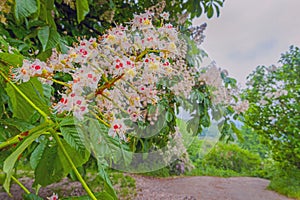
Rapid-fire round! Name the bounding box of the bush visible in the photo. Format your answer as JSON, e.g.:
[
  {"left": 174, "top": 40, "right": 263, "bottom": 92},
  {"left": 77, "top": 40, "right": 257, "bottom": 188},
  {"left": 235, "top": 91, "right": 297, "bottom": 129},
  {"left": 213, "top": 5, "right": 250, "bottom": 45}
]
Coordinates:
[
  {"left": 268, "top": 166, "right": 300, "bottom": 199},
  {"left": 187, "top": 138, "right": 215, "bottom": 166},
  {"left": 202, "top": 142, "right": 262, "bottom": 175}
]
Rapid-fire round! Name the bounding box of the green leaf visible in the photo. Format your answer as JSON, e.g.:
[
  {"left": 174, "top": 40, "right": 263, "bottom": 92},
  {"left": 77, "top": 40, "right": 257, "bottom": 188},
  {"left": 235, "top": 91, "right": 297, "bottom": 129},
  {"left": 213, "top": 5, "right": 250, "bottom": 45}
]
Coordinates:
[
  {"left": 90, "top": 119, "right": 131, "bottom": 166},
  {"left": 3, "top": 130, "right": 43, "bottom": 194},
  {"left": 165, "top": 111, "right": 173, "bottom": 122},
  {"left": 39, "top": 0, "right": 56, "bottom": 29},
  {"left": 45, "top": 28, "right": 61, "bottom": 50},
  {"left": 23, "top": 193, "right": 43, "bottom": 200},
  {"left": 36, "top": 49, "right": 52, "bottom": 61},
  {"left": 0, "top": 118, "right": 34, "bottom": 132},
  {"left": 215, "top": 4, "right": 220, "bottom": 17},
  {"left": 76, "top": 0, "right": 90, "bottom": 23},
  {"left": 207, "top": 5, "right": 214, "bottom": 18},
  {"left": 34, "top": 143, "right": 63, "bottom": 186},
  {"left": 62, "top": 191, "right": 114, "bottom": 200},
  {"left": 5, "top": 77, "right": 50, "bottom": 121},
  {"left": 14, "top": 0, "right": 39, "bottom": 23},
  {"left": 42, "top": 83, "right": 52, "bottom": 105},
  {"left": 59, "top": 118, "right": 86, "bottom": 154},
  {"left": 30, "top": 139, "right": 47, "bottom": 169},
  {"left": 97, "top": 164, "right": 118, "bottom": 200},
  {"left": 0, "top": 36, "right": 10, "bottom": 52},
  {"left": 34, "top": 139, "right": 89, "bottom": 186},
  {"left": 37, "top": 26, "right": 49, "bottom": 52},
  {"left": 0, "top": 53, "right": 24, "bottom": 67}
]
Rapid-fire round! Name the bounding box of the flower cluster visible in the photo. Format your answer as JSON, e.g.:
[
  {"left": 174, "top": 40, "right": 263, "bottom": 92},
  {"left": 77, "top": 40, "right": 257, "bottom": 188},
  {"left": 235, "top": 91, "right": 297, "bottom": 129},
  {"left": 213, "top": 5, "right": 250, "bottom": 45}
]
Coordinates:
[
  {"left": 198, "top": 63, "right": 249, "bottom": 114},
  {"left": 12, "top": 11, "right": 196, "bottom": 141}
]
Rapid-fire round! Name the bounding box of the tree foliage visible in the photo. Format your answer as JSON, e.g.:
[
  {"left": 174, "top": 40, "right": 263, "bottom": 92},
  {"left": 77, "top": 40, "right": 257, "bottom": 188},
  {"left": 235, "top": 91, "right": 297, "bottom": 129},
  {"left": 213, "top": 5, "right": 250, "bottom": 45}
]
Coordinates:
[
  {"left": 244, "top": 46, "right": 300, "bottom": 168},
  {"left": 0, "top": 0, "right": 224, "bottom": 57}
]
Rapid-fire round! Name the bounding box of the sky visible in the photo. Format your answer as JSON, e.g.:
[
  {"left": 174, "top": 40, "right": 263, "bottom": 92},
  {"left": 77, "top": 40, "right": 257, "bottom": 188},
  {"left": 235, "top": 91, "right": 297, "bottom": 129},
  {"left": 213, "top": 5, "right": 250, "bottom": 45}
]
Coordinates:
[{"left": 193, "top": 0, "right": 300, "bottom": 86}]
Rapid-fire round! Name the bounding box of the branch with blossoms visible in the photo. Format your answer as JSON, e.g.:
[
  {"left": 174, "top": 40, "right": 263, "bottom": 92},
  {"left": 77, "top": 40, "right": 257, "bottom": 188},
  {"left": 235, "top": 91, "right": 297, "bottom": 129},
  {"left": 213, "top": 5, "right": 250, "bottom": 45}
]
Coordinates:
[
  {"left": 0, "top": 7, "right": 244, "bottom": 199},
  {"left": 11, "top": 11, "right": 197, "bottom": 142}
]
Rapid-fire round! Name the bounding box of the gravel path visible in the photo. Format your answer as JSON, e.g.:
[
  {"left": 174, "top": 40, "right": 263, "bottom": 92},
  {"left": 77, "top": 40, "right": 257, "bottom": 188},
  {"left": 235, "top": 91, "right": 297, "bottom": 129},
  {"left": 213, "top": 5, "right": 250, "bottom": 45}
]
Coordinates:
[
  {"left": 133, "top": 175, "right": 296, "bottom": 200},
  {"left": 0, "top": 176, "right": 296, "bottom": 200}
]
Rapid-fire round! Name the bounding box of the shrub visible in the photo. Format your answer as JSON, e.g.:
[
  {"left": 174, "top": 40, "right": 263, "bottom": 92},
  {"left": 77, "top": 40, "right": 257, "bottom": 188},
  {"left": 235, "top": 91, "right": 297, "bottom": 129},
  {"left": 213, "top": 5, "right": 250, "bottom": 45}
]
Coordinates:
[
  {"left": 268, "top": 165, "right": 300, "bottom": 199},
  {"left": 187, "top": 138, "right": 216, "bottom": 166},
  {"left": 203, "top": 142, "right": 262, "bottom": 174}
]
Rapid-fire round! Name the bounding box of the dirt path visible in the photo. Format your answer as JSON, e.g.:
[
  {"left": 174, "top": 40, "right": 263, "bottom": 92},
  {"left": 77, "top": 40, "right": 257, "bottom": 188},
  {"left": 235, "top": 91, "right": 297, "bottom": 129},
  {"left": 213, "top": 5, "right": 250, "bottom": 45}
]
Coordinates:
[
  {"left": 133, "top": 175, "right": 295, "bottom": 200},
  {"left": 0, "top": 176, "right": 296, "bottom": 200}
]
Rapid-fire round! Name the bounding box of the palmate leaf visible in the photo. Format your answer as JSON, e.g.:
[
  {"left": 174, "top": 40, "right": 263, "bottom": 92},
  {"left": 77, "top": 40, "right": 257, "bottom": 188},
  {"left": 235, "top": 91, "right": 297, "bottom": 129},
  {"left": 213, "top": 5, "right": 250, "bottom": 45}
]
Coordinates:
[
  {"left": 34, "top": 139, "right": 90, "bottom": 186},
  {"left": 5, "top": 77, "right": 50, "bottom": 121},
  {"left": 84, "top": 118, "right": 132, "bottom": 167},
  {"left": 59, "top": 118, "right": 87, "bottom": 154},
  {"left": 75, "top": 118, "right": 126, "bottom": 199}
]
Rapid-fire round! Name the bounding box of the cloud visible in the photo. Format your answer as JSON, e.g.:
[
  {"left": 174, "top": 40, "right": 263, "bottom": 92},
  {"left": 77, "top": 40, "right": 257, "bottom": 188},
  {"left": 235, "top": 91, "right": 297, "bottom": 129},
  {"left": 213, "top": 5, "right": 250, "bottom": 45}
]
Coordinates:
[{"left": 194, "top": 0, "right": 300, "bottom": 85}]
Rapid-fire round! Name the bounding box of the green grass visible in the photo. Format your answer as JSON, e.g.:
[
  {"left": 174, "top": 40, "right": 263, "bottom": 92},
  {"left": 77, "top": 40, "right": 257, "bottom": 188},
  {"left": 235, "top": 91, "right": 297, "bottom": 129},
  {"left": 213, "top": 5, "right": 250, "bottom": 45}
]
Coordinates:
[
  {"left": 186, "top": 166, "right": 240, "bottom": 177},
  {"left": 85, "top": 170, "right": 136, "bottom": 200},
  {"left": 142, "top": 167, "right": 171, "bottom": 177},
  {"left": 268, "top": 167, "right": 300, "bottom": 199}
]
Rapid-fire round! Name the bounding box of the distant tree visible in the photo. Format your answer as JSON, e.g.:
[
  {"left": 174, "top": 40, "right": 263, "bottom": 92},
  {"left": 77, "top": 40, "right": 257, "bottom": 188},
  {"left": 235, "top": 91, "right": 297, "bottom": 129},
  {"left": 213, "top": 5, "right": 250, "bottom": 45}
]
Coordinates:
[{"left": 243, "top": 46, "right": 300, "bottom": 168}]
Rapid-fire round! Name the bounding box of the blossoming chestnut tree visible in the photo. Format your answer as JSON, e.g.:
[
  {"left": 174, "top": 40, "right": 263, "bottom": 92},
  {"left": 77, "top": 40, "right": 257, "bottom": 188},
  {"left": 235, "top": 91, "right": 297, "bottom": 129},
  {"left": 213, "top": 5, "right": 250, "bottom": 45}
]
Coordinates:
[
  {"left": 0, "top": 2, "right": 245, "bottom": 200},
  {"left": 243, "top": 46, "right": 300, "bottom": 170}
]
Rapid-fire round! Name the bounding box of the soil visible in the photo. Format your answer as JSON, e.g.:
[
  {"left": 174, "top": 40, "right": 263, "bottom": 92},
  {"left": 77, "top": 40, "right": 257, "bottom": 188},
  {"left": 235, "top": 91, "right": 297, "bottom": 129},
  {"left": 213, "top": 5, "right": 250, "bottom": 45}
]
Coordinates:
[{"left": 0, "top": 175, "right": 296, "bottom": 200}]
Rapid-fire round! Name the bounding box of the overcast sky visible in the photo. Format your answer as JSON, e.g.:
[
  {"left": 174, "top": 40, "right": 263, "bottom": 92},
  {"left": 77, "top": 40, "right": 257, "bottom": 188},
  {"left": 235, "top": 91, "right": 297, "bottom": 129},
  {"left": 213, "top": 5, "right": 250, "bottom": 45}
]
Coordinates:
[{"left": 194, "top": 0, "right": 300, "bottom": 86}]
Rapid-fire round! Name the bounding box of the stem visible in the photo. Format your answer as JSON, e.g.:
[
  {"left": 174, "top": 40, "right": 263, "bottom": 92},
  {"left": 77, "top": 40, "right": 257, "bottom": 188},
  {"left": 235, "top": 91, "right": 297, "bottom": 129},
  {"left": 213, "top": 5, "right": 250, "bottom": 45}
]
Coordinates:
[
  {"left": 0, "top": 71, "right": 49, "bottom": 121},
  {"left": 49, "top": 129, "right": 97, "bottom": 200},
  {"left": 11, "top": 176, "right": 30, "bottom": 194},
  {"left": 95, "top": 73, "right": 124, "bottom": 96},
  {"left": 0, "top": 122, "right": 51, "bottom": 150},
  {"left": 2, "top": 104, "right": 9, "bottom": 118},
  {"left": 101, "top": 93, "right": 128, "bottom": 114},
  {"left": 90, "top": 111, "right": 111, "bottom": 128},
  {"left": 52, "top": 79, "right": 71, "bottom": 88}
]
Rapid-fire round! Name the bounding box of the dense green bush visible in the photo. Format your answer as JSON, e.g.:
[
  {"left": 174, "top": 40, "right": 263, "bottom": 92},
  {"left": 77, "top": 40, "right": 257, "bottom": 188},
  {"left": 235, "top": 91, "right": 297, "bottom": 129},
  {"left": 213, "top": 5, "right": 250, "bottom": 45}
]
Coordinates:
[
  {"left": 203, "top": 143, "right": 262, "bottom": 174},
  {"left": 268, "top": 165, "right": 300, "bottom": 199},
  {"left": 187, "top": 138, "right": 214, "bottom": 166}
]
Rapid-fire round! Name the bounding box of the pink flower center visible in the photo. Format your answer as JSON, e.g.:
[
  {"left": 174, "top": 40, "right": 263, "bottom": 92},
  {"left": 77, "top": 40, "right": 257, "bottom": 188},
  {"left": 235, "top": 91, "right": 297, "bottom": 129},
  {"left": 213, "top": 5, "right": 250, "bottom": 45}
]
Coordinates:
[
  {"left": 80, "top": 106, "right": 86, "bottom": 111},
  {"left": 34, "top": 65, "right": 41, "bottom": 70},
  {"left": 80, "top": 49, "right": 88, "bottom": 55},
  {"left": 76, "top": 100, "right": 82, "bottom": 105},
  {"left": 60, "top": 98, "right": 68, "bottom": 104},
  {"left": 113, "top": 124, "right": 119, "bottom": 130}
]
